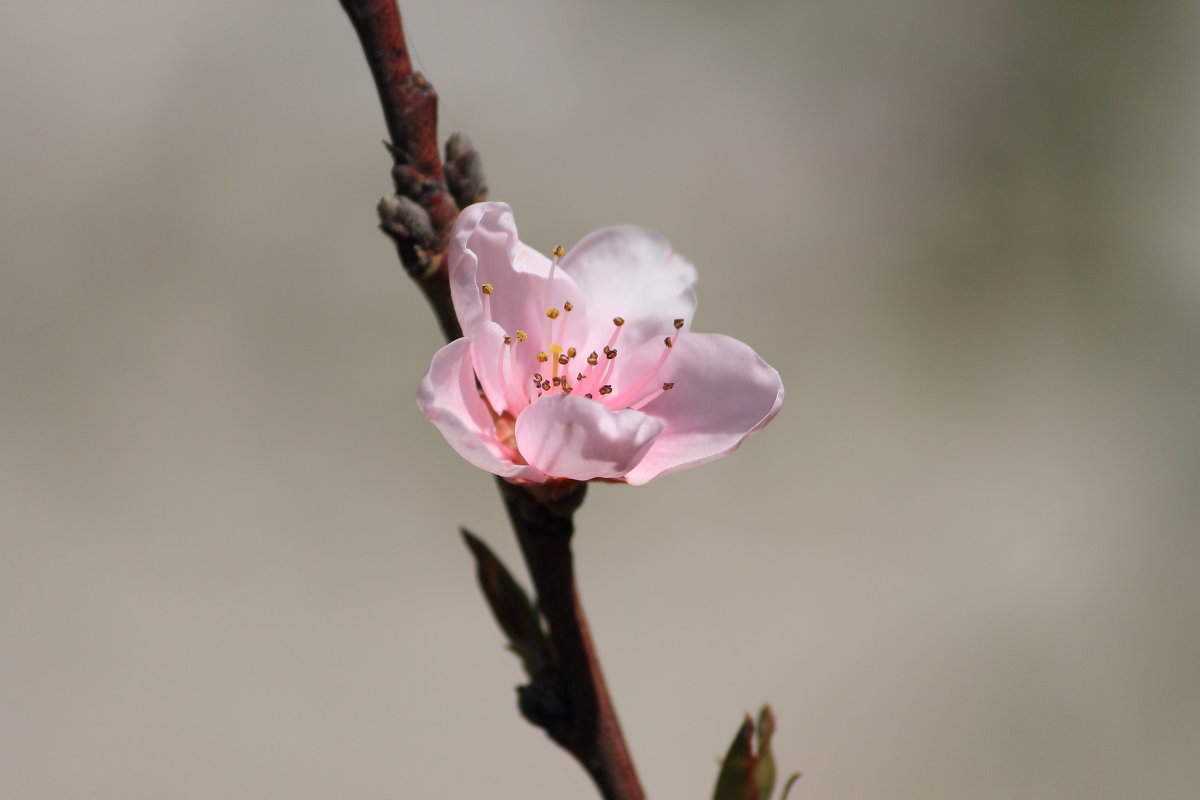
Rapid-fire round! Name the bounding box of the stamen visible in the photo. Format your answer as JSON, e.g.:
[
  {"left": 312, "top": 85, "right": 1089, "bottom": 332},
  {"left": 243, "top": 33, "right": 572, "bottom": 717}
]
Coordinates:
[
  {"left": 599, "top": 385, "right": 613, "bottom": 395},
  {"left": 557, "top": 353, "right": 569, "bottom": 366},
  {"left": 609, "top": 325, "right": 684, "bottom": 407},
  {"left": 584, "top": 393, "right": 593, "bottom": 399},
  {"left": 543, "top": 246, "right": 564, "bottom": 326},
  {"left": 628, "top": 381, "right": 676, "bottom": 412},
  {"left": 587, "top": 351, "right": 599, "bottom": 366},
  {"left": 481, "top": 283, "right": 494, "bottom": 320},
  {"left": 613, "top": 316, "right": 625, "bottom": 327},
  {"left": 546, "top": 307, "right": 560, "bottom": 320},
  {"left": 503, "top": 335, "right": 512, "bottom": 345},
  {"left": 515, "top": 331, "right": 528, "bottom": 342},
  {"left": 536, "top": 352, "right": 549, "bottom": 363},
  {"left": 567, "top": 347, "right": 577, "bottom": 359},
  {"left": 563, "top": 301, "right": 573, "bottom": 312}
]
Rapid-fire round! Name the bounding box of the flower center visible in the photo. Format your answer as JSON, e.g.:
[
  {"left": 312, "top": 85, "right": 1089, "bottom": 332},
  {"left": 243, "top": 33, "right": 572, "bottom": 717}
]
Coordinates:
[{"left": 479, "top": 246, "right": 683, "bottom": 415}]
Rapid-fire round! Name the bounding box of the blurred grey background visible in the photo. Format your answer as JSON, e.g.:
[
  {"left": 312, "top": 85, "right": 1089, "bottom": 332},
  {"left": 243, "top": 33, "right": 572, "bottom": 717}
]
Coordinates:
[{"left": 3, "top": 1, "right": 1199, "bottom": 798}]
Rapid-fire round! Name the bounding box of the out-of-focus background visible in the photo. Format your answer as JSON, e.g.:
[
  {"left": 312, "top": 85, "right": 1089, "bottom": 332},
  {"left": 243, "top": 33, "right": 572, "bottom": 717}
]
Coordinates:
[{"left": 3, "top": 1, "right": 1198, "bottom": 797}]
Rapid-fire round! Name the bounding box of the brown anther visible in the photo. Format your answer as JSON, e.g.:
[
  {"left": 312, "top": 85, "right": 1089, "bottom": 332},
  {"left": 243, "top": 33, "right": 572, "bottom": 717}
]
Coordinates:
[
  {"left": 662, "top": 382, "right": 676, "bottom": 391},
  {"left": 552, "top": 245, "right": 565, "bottom": 258},
  {"left": 602, "top": 346, "right": 612, "bottom": 355},
  {"left": 674, "top": 318, "right": 684, "bottom": 329},
  {"left": 567, "top": 347, "right": 577, "bottom": 359},
  {"left": 664, "top": 336, "right": 674, "bottom": 348},
  {"left": 557, "top": 353, "right": 569, "bottom": 365},
  {"left": 546, "top": 307, "right": 560, "bottom": 320},
  {"left": 533, "top": 373, "right": 543, "bottom": 385},
  {"left": 613, "top": 316, "right": 625, "bottom": 327},
  {"left": 552, "top": 377, "right": 562, "bottom": 387},
  {"left": 563, "top": 386, "right": 573, "bottom": 395},
  {"left": 481, "top": 283, "right": 494, "bottom": 295},
  {"left": 577, "top": 372, "right": 585, "bottom": 382},
  {"left": 606, "top": 348, "right": 618, "bottom": 360},
  {"left": 542, "top": 380, "right": 551, "bottom": 391},
  {"left": 599, "top": 385, "right": 613, "bottom": 395},
  {"left": 537, "top": 351, "right": 549, "bottom": 363},
  {"left": 563, "top": 301, "right": 573, "bottom": 312},
  {"left": 584, "top": 393, "right": 593, "bottom": 399},
  {"left": 587, "top": 352, "right": 599, "bottom": 365},
  {"left": 503, "top": 335, "right": 512, "bottom": 345},
  {"left": 516, "top": 331, "right": 528, "bottom": 342}
]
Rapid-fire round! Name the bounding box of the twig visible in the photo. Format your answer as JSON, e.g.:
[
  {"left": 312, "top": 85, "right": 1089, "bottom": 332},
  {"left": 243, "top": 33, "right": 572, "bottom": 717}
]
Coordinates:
[
  {"left": 498, "top": 479, "right": 646, "bottom": 800},
  {"left": 338, "top": 3, "right": 645, "bottom": 798}
]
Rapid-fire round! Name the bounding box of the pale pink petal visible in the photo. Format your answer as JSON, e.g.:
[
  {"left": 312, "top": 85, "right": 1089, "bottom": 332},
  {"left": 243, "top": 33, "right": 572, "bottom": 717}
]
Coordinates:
[
  {"left": 622, "top": 333, "right": 784, "bottom": 485},
  {"left": 469, "top": 320, "right": 521, "bottom": 416},
  {"left": 449, "top": 202, "right": 589, "bottom": 350},
  {"left": 417, "top": 337, "right": 547, "bottom": 482},
  {"left": 514, "top": 394, "right": 665, "bottom": 481},
  {"left": 559, "top": 226, "right": 698, "bottom": 350}
]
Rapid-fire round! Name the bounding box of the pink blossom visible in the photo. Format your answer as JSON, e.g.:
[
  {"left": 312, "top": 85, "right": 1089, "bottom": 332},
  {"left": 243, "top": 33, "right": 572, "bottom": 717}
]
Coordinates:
[{"left": 417, "top": 202, "right": 784, "bottom": 485}]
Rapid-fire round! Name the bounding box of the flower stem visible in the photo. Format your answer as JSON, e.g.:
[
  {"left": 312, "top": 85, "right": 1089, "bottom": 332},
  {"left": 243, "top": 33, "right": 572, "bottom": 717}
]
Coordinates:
[{"left": 498, "top": 479, "right": 646, "bottom": 800}]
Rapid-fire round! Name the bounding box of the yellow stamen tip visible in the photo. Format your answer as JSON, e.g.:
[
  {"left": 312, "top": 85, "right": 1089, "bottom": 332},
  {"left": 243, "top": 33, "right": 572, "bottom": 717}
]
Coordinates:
[
  {"left": 552, "top": 245, "right": 565, "bottom": 258},
  {"left": 536, "top": 352, "right": 549, "bottom": 363},
  {"left": 613, "top": 316, "right": 625, "bottom": 327},
  {"left": 481, "top": 283, "right": 494, "bottom": 295},
  {"left": 546, "top": 307, "right": 560, "bottom": 319},
  {"left": 516, "top": 331, "right": 528, "bottom": 342}
]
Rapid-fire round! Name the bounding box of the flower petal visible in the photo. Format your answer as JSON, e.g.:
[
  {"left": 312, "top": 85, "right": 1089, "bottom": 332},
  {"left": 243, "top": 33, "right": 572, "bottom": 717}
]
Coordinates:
[
  {"left": 417, "top": 337, "right": 547, "bottom": 481},
  {"left": 449, "top": 202, "right": 588, "bottom": 352},
  {"left": 560, "top": 225, "right": 698, "bottom": 350},
  {"left": 514, "top": 395, "right": 665, "bottom": 481},
  {"left": 622, "top": 332, "right": 784, "bottom": 485}
]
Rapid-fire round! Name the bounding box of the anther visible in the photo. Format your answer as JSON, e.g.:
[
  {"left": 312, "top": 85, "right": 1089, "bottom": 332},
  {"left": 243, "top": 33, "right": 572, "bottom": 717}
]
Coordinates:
[
  {"left": 557, "top": 353, "right": 569, "bottom": 366},
  {"left": 567, "top": 347, "right": 577, "bottom": 359},
  {"left": 563, "top": 301, "right": 573, "bottom": 312},
  {"left": 662, "top": 382, "right": 676, "bottom": 391},
  {"left": 587, "top": 352, "right": 599, "bottom": 366},
  {"left": 542, "top": 380, "right": 551, "bottom": 391},
  {"left": 577, "top": 372, "right": 585, "bottom": 381},
  {"left": 516, "top": 331, "right": 528, "bottom": 342},
  {"left": 664, "top": 336, "right": 674, "bottom": 348},
  {"left": 552, "top": 377, "right": 562, "bottom": 387},
  {"left": 606, "top": 348, "right": 618, "bottom": 360},
  {"left": 599, "top": 385, "right": 613, "bottom": 395},
  {"left": 503, "top": 335, "right": 512, "bottom": 345},
  {"left": 537, "top": 352, "right": 549, "bottom": 363},
  {"left": 481, "top": 284, "right": 494, "bottom": 295},
  {"left": 584, "top": 393, "right": 593, "bottom": 399},
  {"left": 674, "top": 318, "right": 684, "bottom": 330},
  {"left": 552, "top": 245, "right": 565, "bottom": 258},
  {"left": 613, "top": 316, "right": 625, "bottom": 327},
  {"left": 532, "top": 373, "right": 543, "bottom": 386},
  {"left": 546, "top": 307, "right": 560, "bottom": 320}
]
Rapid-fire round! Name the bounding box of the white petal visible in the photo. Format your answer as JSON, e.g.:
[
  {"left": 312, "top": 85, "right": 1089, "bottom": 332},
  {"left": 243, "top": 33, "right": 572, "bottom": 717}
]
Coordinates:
[
  {"left": 417, "top": 337, "right": 547, "bottom": 481},
  {"left": 622, "top": 333, "right": 783, "bottom": 485},
  {"left": 514, "top": 395, "right": 664, "bottom": 481}
]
